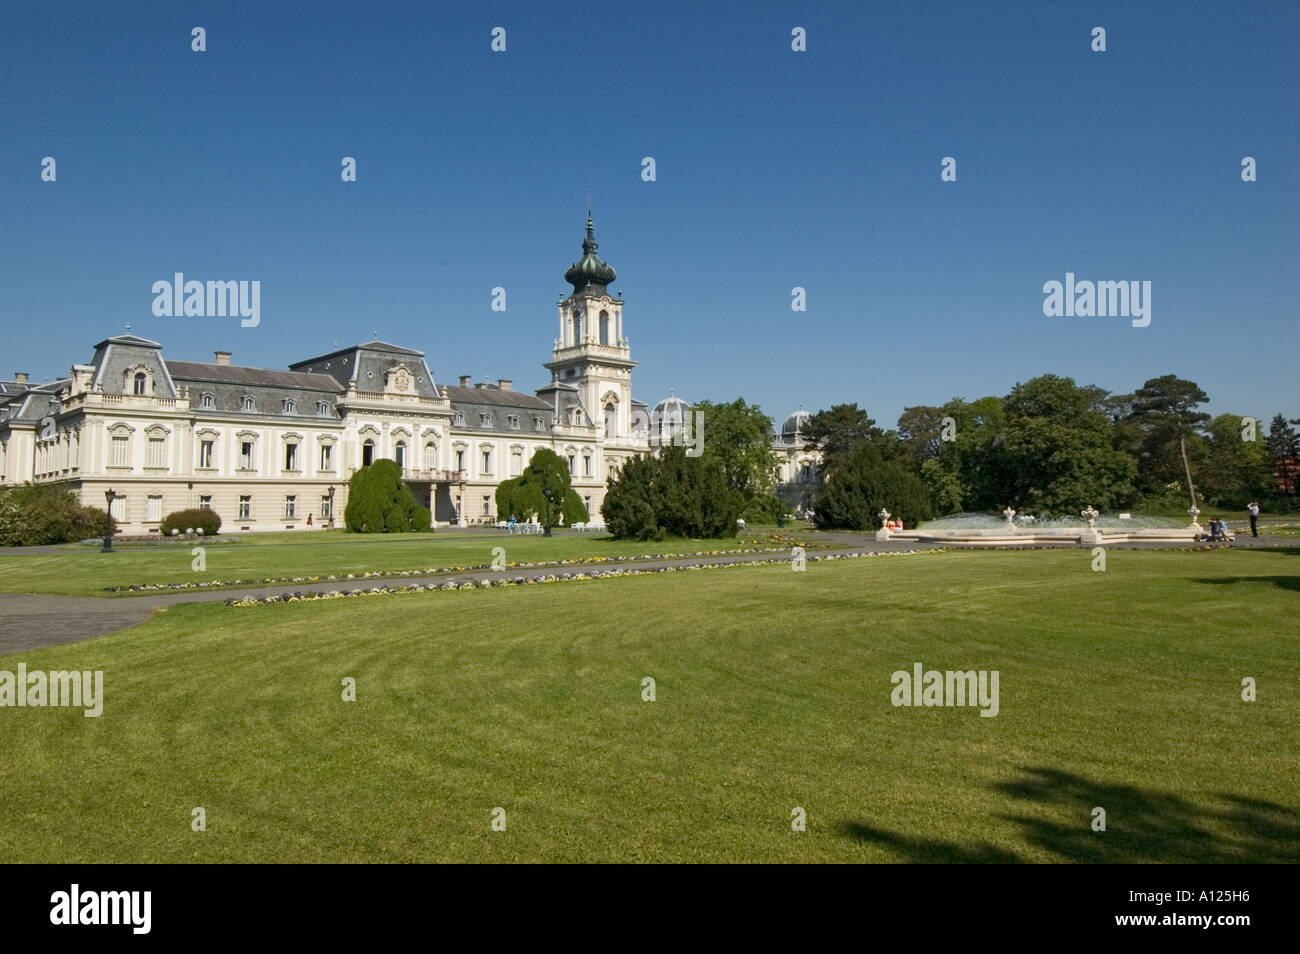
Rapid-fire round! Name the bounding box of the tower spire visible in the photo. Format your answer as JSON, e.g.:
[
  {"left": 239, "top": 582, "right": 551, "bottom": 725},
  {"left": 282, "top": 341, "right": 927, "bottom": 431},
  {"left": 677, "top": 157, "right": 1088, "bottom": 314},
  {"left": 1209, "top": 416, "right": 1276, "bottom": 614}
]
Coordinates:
[{"left": 565, "top": 192, "right": 615, "bottom": 294}]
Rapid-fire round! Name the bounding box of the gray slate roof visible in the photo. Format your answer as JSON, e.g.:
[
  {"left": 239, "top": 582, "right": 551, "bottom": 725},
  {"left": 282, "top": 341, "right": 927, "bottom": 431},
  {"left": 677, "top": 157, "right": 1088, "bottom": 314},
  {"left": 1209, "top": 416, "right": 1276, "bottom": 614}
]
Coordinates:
[{"left": 166, "top": 361, "right": 343, "bottom": 392}]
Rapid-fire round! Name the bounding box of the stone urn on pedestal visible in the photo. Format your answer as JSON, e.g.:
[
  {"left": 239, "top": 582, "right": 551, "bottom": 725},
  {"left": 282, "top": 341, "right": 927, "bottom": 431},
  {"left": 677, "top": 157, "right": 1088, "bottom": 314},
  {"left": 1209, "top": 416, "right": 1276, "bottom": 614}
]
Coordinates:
[
  {"left": 1002, "top": 507, "right": 1016, "bottom": 533},
  {"left": 876, "top": 508, "right": 892, "bottom": 542},
  {"left": 1079, "top": 505, "right": 1103, "bottom": 545},
  {"left": 1188, "top": 505, "right": 1203, "bottom": 539}
]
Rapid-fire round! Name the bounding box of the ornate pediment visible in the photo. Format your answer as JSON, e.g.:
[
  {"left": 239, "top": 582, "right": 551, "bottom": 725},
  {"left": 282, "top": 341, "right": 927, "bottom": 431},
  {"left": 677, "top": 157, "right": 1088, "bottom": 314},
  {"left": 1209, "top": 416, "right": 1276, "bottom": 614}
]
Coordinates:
[{"left": 385, "top": 365, "right": 414, "bottom": 394}]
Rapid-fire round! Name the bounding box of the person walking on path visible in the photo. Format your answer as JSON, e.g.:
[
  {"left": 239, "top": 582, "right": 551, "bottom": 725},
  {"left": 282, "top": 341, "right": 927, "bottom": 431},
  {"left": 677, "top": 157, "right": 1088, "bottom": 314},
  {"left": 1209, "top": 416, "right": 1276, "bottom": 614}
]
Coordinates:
[{"left": 1247, "top": 501, "right": 1260, "bottom": 537}]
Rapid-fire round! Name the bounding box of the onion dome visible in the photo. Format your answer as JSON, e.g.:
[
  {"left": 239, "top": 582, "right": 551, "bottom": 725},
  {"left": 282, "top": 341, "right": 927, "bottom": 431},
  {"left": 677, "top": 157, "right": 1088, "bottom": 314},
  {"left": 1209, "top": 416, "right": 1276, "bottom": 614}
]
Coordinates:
[{"left": 564, "top": 212, "right": 616, "bottom": 295}]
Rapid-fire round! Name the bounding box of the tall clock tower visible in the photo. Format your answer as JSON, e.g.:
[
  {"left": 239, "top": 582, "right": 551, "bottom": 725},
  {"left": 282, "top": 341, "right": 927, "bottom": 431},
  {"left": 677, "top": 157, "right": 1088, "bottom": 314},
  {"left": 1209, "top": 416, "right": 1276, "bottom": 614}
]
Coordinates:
[{"left": 544, "top": 210, "right": 637, "bottom": 444}]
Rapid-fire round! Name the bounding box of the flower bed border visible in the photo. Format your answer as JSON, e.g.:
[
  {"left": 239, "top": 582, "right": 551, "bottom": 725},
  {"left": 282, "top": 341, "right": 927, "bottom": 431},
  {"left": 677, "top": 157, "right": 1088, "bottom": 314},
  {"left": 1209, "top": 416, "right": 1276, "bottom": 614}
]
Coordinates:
[{"left": 224, "top": 549, "right": 941, "bottom": 607}]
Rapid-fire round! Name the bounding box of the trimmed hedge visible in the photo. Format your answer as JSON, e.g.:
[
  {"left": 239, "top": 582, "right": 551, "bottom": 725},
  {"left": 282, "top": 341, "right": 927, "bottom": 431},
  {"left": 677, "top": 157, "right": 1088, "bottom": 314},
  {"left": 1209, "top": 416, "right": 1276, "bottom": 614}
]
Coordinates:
[
  {"left": 344, "top": 459, "right": 432, "bottom": 532},
  {"left": 160, "top": 507, "right": 223, "bottom": 536}
]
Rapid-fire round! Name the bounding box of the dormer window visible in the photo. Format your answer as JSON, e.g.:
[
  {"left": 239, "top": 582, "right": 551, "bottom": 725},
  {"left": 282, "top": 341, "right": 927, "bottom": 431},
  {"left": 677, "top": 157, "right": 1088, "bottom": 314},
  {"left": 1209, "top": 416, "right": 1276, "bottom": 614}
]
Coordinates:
[
  {"left": 241, "top": 395, "right": 255, "bottom": 412},
  {"left": 200, "top": 392, "right": 215, "bottom": 409},
  {"left": 317, "top": 401, "right": 329, "bottom": 415},
  {"left": 508, "top": 415, "right": 519, "bottom": 429},
  {"left": 454, "top": 411, "right": 465, "bottom": 426},
  {"left": 480, "top": 412, "right": 493, "bottom": 427},
  {"left": 534, "top": 416, "right": 545, "bottom": 431},
  {"left": 283, "top": 398, "right": 295, "bottom": 414},
  {"left": 132, "top": 372, "right": 147, "bottom": 395}
]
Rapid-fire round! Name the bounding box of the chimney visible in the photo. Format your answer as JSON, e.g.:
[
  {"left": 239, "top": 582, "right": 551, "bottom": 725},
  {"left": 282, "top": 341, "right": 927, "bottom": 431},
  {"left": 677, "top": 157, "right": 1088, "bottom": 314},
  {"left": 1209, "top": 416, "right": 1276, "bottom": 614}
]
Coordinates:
[
  {"left": 498, "top": 379, "right": 512, "bottom": 391},
  {"left": 214, "top": 351, "right": 231, "bottom": 366},
  {"left": 459, "top": 375, "right": 471, "bottom": 387},
  {"left": 13, "top": 372, "right": 28, "bottom": 385}
]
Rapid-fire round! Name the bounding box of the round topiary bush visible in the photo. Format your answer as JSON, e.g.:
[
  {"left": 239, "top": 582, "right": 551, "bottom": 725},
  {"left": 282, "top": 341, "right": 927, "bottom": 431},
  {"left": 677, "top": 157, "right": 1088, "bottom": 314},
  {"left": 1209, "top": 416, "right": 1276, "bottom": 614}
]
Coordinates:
[{"left": 160, "top": 507, "right": 222, "bottom": 536}]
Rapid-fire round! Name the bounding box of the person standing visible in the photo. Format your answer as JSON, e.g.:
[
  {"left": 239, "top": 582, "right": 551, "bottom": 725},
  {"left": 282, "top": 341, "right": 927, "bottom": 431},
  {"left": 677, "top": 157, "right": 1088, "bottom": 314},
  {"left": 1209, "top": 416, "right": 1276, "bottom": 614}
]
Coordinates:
[{"left": 1247, "top": 501, "right": 1260, "bottom": 537}]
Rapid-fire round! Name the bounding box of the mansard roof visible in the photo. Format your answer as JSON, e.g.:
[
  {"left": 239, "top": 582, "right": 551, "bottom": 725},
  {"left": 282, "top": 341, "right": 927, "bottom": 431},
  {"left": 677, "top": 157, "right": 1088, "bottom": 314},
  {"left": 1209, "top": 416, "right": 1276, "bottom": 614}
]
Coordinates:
[
  {"left": 440, "top": 384, "right": 551, "bottom": 411},
  {"left": 0, "top": 390, "right": 62, "bottom": 425},
  {"left": 289, "top": 341, "right": 439, "bottom": 398},
  {"left": 166, "top": 361, "right": 343, "bottom": 392},
  {"left": 91, "top": 334, "right": 163, "bottom": 350}
]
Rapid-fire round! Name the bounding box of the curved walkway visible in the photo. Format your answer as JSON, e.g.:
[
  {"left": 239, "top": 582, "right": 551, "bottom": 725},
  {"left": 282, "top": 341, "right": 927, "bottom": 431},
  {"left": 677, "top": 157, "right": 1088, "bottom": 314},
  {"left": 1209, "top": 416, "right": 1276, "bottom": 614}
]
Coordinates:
[{"left": 0, "top": 534, "right": 1291, "bottom": 654}]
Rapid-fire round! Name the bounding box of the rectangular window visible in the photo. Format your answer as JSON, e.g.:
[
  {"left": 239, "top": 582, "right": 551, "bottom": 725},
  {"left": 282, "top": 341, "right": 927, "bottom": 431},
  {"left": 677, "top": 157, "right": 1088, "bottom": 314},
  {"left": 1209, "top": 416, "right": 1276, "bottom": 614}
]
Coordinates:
[
  {"left": 568, "top": 454, "right": 576, "bottom": 472},
  {"left": 285, "top": 495, "right": 296, "bottom": 518},
  {"left": 110, "top": 435, "right": 129, "bottom": 467},
  {"left": 146, "top": 495, "right": 162, "bottom": 522},
  {"left": 240, "top": 441, "right": 253, "bottom": 470},
  {"left": 321, "top": 495, "right": 332, "bottom": 519},
  {"left": 481, "top": 450, "right": 491, "bottom": 474},
  {"left": 199, "top": 439, "right": 214, "bottom": 468},
  {"left": 147, "top": 437, "right": 165, "bottom": 468},
  {"left": 455, "top": 450, "right": 465, "bottom": 471},
  {"left": 110, "top": 496, "right": 126, "bottom": 521},
  {"left": 482, "top": 495, "right": 491, "bottom": 515},
  {"left": 238, "top": 496, "right": 251, "bottom": 519},
  {"left": 285, "top": 443, "right": 298, "bottom": 471},
  {"left": 199, "top": 495, "right": 212, "bottom": 509},
  {"left": 583, "top": 455, "right": 591, "bottom": 477},
  {"left": 511, "top": 450, "right": 522, "bottom": 476},
  {"left": 319, "top": 444, "right": 332, "bottom": 471}
]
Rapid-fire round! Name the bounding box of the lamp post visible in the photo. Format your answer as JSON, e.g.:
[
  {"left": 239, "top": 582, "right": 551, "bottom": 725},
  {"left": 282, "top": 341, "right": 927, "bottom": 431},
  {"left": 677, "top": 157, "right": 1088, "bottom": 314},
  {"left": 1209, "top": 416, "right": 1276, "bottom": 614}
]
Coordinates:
[
  {"left": 328, "top": 484, "right": 336, "bottom": 529},
  {"left": 102, "top": 488, "right": 116, "bottom": 552},
  {"left": 542, "top": 486, "right": 553, "bottom": 537}
]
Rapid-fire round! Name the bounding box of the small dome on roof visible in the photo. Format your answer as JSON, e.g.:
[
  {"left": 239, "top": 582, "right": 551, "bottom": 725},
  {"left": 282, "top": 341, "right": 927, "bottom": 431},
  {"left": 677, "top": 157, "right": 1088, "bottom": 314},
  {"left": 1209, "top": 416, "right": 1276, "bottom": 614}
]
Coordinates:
[
  {"left": 651, "top": 394, "right": 691, "bottom": 447},
  {"left": 782, "top": 410, "right": 811, "bottom": 438},
  {"left": 652, "top": 394, "right": 691, "bottom": 422}
]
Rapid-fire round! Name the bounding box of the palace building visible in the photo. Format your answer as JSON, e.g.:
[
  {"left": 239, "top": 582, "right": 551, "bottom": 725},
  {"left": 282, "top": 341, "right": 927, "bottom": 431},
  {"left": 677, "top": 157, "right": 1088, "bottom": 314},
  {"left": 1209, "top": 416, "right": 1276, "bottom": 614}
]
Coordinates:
[{"left": 0, "top": 216, "right": 820, "bottom": 531}]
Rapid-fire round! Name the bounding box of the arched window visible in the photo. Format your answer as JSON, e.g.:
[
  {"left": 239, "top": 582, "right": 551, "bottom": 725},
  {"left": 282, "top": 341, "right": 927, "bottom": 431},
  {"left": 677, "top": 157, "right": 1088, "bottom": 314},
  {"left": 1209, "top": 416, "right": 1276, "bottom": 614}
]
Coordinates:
[
  {"left": 604, "top": 404, "right": 616, "bottom": 437},
  {"left": 362, "top": 439, "right": 375, "bottom": 467},
  {"left": 395, "top": 441, "right": 406, "bottom": 469},
  {"left": 572, "top": 311, "right": 583, "bottom": 343},
  {"left": 242, "top": 395, "right": 255, "bottom": 412},
  {"left": 599, "top": 311, "right": 610, "bottom": 344},
  {"left": 133, "top": 372, "right": 147, "bottom": 395},
  {"left": 424, "top": 441, "right": 437, "bottom": 470}
]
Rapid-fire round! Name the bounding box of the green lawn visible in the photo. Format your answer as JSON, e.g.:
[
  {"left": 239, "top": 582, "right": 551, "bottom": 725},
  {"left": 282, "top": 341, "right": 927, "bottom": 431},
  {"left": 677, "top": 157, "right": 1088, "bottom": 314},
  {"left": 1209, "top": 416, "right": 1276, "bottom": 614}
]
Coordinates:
[
  {"left": 0, "top": 529, "right": 814, "bottom": 597},
  {"left": 1, "top": 548, "right": 1296, "bottom": 862}
]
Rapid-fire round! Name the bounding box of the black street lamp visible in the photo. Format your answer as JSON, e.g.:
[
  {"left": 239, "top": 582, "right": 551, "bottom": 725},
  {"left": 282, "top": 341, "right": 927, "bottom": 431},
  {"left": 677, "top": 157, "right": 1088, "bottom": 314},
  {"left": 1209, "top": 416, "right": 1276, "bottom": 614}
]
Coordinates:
[
  {"left": 328, "top": 485, "right": 336, "bottom": 529},
  {"left": 542, "top": 486, "right": 553, "bottom": 537},
  {"left": 102, "top": 488, "right": 116, "bottom": 552}
]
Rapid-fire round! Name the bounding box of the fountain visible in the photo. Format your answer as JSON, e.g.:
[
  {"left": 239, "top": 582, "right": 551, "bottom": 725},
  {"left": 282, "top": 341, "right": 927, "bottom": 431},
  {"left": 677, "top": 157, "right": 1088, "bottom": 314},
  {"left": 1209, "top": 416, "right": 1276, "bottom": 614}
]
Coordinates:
[{"left": 881, "top": 509, "right": 1202, "bottom": 547}]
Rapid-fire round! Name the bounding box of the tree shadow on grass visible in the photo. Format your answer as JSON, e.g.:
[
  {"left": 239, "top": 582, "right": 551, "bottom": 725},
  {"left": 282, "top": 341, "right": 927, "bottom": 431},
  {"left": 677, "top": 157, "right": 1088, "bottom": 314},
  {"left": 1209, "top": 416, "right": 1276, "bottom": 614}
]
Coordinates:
[
  {"left": 838, "top": 767, "right": 1300, "bottom": 863},
  {"left": 836, "top": 821, "right": 1024, "bottom": 863},
  {"left": 1190, "top": 576, "right": 1300, "bottom": 593}
]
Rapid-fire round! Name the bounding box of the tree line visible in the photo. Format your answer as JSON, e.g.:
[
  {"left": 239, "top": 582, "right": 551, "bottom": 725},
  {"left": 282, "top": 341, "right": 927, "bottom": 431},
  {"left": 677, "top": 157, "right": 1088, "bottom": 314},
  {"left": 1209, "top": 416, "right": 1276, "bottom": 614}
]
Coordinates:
[{"left": 601, "top": 375, "right": 1298, "bottom": 536}]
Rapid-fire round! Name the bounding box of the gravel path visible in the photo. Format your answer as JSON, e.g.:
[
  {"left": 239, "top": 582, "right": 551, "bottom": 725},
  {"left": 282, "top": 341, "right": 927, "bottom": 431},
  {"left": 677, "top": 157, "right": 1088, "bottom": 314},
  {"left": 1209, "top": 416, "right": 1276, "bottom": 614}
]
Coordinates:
[{"left": 0, "top": 534, "right": 1291, "bottom": 653}]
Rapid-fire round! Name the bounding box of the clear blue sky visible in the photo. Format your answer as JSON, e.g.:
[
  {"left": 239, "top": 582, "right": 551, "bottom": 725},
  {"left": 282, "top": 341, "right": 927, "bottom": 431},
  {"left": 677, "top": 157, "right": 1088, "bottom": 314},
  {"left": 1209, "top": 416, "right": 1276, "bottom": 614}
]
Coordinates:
[{"left": 3, "top": 0, "right": 1296, "bottom": 428}]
